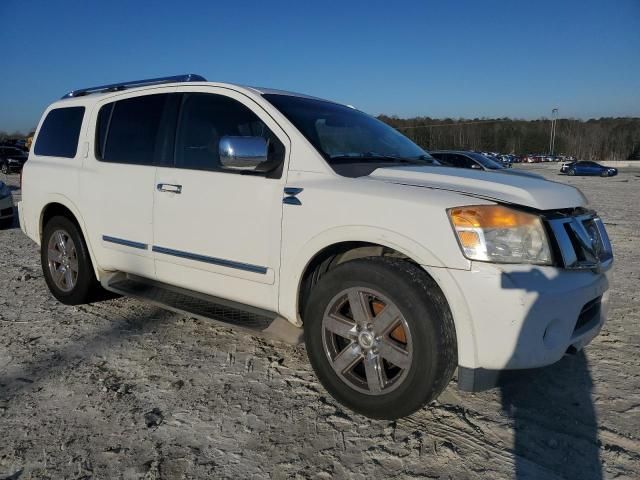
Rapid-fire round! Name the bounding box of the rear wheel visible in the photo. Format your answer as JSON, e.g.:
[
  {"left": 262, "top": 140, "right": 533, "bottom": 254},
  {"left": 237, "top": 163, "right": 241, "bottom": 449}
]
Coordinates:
[
  {"left": 41, "top": 216, "right": 100, "bottom": 305},
  {"left": 304, "top": 257, "right": 457, "bottom": 419}
]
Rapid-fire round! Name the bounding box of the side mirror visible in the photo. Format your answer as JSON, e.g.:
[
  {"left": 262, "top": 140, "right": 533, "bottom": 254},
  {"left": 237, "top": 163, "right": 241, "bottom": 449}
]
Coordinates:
[{"left": 219, "top": 136, "right": 268, "bottom": 171}]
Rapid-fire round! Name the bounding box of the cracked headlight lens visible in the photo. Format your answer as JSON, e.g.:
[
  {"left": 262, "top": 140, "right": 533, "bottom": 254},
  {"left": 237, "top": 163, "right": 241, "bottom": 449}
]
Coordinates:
[{"left": 448, "top": 205, "right": 552, "bottom": 265}]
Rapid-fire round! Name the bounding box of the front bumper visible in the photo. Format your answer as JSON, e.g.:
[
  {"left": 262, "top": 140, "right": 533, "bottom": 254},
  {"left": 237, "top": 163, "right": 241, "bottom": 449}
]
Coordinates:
[{"left": 431, "top": 261, "right": 610, "bottom": 389}]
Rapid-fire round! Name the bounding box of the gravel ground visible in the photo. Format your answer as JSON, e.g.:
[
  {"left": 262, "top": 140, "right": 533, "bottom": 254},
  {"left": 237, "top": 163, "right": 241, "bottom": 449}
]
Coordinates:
[{"left": 1, "top": 164, "right": 639, "bottom": 479}]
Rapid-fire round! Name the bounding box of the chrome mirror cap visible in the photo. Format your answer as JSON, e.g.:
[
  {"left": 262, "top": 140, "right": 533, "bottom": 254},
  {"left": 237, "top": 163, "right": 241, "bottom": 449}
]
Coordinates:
[{"left": 219, "top": 136, "right": 268, "bottom": 171}]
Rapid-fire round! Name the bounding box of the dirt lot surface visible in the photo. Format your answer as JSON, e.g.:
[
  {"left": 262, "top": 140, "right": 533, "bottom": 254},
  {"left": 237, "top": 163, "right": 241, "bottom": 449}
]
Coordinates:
[{"left": 1, "top": 164, "right": 639, "bottom": 479}]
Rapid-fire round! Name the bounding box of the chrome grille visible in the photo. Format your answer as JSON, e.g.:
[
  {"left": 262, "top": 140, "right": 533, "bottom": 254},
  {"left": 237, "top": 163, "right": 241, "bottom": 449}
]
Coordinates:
[{"left": 547, "top": 214, "right": 613, "bottom": 272}]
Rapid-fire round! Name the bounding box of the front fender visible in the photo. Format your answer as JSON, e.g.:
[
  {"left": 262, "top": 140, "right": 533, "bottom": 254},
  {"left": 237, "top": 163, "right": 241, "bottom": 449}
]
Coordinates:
[{"left": 277, "top": 224, "right": 470, "bottom": 326}]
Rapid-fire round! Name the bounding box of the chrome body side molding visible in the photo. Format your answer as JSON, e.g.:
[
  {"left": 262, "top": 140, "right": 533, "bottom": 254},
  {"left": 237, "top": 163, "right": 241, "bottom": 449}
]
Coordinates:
[
  {"left": 152, "top": 245, "right": 268, "bottom": 275},
  {"left": 102, "top": 235, "right": 148, "bottom": 250}
]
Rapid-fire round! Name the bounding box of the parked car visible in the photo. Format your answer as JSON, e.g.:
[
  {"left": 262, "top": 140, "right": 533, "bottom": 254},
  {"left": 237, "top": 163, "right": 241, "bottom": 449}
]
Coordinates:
[
  {"left": 561, "top": 161, "right": 618, "bottom": 177},
  {"left": 0, "top": 146, "right": 29, "bottom": 174},
  {"left": 478, "top": 152, "right": 507, "bottom": 166},
  {"left": 430, "top": 150, "right": 544, "bottom": 178},
  {"left": 431, "top": 150, "right": 504, "bottom": 170},
  {"left": 19, "top": 74, "right": 614, "bottom": 419},
  {"left": 0, "top": 180, "right": 14, "bottom": 228},
  {"left": 0, "top": 140, "right": 28, "bottom": 152},
  {"left": 498, "top": 154, "right": 520, "bottom": 166}
]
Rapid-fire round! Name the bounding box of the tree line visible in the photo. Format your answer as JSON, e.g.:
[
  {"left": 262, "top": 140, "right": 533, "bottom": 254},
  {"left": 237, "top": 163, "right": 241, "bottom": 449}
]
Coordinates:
[
  {"left": 378, "top": 116, "right": 640, "bottom": 160},
  {"left": 3, "top": 116, "right": 640, "bottom": 160}
]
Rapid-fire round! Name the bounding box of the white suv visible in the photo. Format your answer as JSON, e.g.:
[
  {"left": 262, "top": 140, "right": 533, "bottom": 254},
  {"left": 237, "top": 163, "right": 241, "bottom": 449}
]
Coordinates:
[{"left": 19, "top": 75, "right": 613, "bottom": 419}]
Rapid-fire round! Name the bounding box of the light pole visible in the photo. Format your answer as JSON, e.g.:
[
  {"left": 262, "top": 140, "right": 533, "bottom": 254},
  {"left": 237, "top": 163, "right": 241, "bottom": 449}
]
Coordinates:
[{"left": 549, "top": 108, "right": 558, "bottom": 156}]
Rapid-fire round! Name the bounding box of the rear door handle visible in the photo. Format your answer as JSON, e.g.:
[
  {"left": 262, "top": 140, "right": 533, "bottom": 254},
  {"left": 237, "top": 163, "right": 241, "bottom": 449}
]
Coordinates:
[{"left": 157, "top": 183, "right": 182, "bottom": 194}]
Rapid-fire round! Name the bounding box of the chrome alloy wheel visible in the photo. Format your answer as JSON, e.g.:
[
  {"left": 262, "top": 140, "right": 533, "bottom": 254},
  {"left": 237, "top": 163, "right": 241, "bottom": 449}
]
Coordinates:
[
  {"left": 47, "top": 229, "right": 79, "bottom": 292},
  {"left": 321, "top": 287, "right": 413, "bottom": 395}
]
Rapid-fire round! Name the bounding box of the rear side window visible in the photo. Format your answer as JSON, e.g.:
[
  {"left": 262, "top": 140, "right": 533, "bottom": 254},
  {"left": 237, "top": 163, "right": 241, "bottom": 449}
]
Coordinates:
[
  {"left": 34, "top": 107, "right": 85, "bottom": 158},
  {"left": 97, "top": 94, "right": 176, "bottom": 165}
]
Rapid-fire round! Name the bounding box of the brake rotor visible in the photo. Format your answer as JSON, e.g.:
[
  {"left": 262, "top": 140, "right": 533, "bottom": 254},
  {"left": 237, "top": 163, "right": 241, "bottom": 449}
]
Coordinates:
[{"left": 372, "top": 299, "right": 407, "bottom": 344}]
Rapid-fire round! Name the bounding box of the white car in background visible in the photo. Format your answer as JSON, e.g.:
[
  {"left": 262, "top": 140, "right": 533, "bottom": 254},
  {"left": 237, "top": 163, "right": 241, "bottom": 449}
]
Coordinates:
[{"left": 19, "top": 75, "right": 613, "bottom": 419}]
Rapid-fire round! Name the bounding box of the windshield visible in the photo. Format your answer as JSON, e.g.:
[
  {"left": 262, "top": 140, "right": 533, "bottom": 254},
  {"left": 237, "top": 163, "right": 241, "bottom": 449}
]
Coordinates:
[
  {"left": 469, "top": 152, "right": 504, "bottom": 169},
  {"left": 263, "top": 94, "right": 436, "bottom": 167}
]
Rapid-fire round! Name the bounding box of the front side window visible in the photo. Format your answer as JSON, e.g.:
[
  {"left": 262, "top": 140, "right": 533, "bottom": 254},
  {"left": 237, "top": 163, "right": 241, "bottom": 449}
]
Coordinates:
[
  {"left": 174, "top": 93, "right": 284, "bottom": 174},
  {"left": 34, "top": 107, "right": 85, "bottom": 158},
  {"left": 263, "top": 94, "right": 435, "bottom": 173},
  {"left": 454, "top": 155, "right": 478, "bottom": 169}
]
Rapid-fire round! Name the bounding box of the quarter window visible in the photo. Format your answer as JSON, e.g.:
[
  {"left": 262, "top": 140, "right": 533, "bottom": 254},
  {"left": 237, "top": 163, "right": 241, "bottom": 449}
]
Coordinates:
[
  {"left": 34, "top": 107, "right": 85, "bottom": 158},
  {"left": 174, "top": 93, "right": 284, "bottom": 174}
]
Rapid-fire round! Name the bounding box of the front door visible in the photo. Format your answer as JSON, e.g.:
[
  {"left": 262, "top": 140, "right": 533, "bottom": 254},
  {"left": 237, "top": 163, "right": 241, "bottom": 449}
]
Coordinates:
[{"left": 152, "top": 89, "right": 289, "bottom": 311}]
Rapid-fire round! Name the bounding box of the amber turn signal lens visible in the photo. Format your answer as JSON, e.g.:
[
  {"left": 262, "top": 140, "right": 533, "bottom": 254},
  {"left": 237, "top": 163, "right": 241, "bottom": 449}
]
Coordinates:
[
  {"left": 449, "top": 205, "right": 537, "bottom": 229},
  {"left": 457, "top": 230, "right": 480, "bottom": 248}
]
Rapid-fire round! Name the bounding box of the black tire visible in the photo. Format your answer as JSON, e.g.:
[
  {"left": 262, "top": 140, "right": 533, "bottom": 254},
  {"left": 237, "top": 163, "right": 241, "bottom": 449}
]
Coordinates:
[
  {"left": 304, "top": 257, "right": 457, "bottom": 419},
  {"left": 1, "top": 162, "right": 8, "bottom": 175},
  {"left": 568, "top": 168, "right": 575, "bottom": 176},
  {"left": 41, "top": 215, "right": 101, "bottom": 305},
  {"left": 600, "top": 170, "right": 608, "bottom": 177}
]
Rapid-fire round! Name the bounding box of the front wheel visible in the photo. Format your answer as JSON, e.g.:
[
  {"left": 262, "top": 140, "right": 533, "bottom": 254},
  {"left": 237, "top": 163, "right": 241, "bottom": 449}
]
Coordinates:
[
  {"left": 41, "top": 216, "right": 100, "bottom": 305},
  {"left": 568, "top": 168, "right": 576, "bottom": 176},
  {"left": 1, "top": 162, "right": 8, "bottom": 175},
  {"left": 304, "top": 257, "right": 457, "bottom": 419}
]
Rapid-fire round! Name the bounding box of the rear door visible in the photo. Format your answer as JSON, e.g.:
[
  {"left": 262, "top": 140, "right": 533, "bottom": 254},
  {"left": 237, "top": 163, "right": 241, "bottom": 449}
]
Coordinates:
[
  {"left": 152, "top": 88, "right": 289, "bottom": 311},
  {"left": 80, "top": 89, "right": 177, "bottom": 278}
]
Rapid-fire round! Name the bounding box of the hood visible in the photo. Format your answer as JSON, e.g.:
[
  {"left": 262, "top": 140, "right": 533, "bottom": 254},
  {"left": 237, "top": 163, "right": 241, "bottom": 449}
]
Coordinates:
[
  {"left": 366, "top": 165, "right": 586, "bottom": 210},
  {"left": 495, "top": 169, "right": 545, "bottom": 180}
]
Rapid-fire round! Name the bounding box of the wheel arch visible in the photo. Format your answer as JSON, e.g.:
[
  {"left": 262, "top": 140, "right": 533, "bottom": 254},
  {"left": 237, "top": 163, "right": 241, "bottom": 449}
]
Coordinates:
[
  {"left": 39, "top": 198, "right": 101, "bottom": 280},
  {"left": 278, "top": 226, "right": 475, "bottom": 367},
  {"left": 285, "top": 228, "right": 451, "bottom": 324}
]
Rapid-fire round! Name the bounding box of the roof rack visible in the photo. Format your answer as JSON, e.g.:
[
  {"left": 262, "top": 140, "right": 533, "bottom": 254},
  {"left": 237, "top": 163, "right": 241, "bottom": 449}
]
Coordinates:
[{"left": 61, "top": 74, "right": 207, "bottom": 99}]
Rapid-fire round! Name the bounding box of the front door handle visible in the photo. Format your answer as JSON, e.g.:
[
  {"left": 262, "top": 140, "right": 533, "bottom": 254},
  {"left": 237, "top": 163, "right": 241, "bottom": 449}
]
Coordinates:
[{"left": 157, "top": 183, "right": 182, "bottom": 194}]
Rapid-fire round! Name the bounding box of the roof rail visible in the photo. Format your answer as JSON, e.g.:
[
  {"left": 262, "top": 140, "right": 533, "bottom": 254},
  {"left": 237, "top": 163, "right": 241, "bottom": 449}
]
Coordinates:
[{"left": 61, "top": 74, "right": 207, "bottom": 99}]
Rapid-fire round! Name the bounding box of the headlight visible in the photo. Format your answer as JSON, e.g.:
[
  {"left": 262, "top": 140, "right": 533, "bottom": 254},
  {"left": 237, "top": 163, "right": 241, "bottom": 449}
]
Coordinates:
[{"left": 448, "top": 205, "right": 552, "bottom": 265}]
